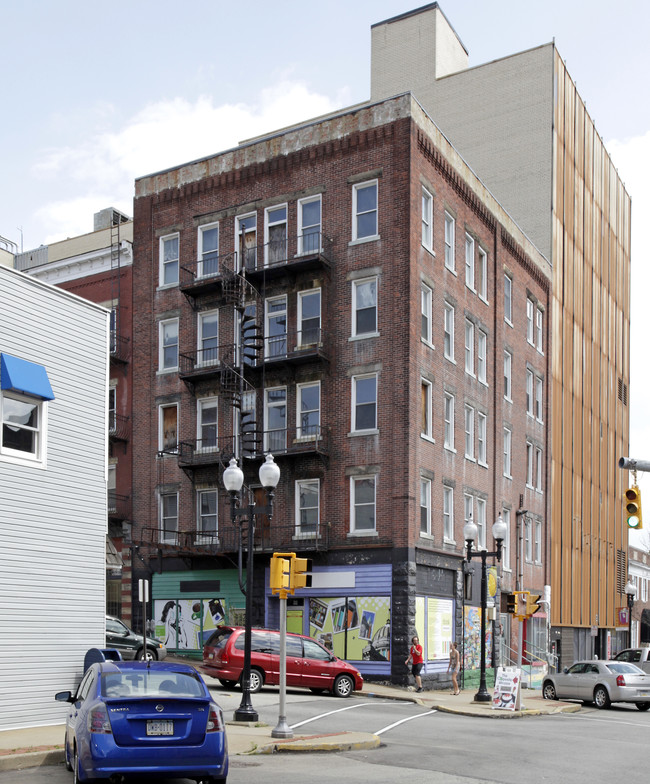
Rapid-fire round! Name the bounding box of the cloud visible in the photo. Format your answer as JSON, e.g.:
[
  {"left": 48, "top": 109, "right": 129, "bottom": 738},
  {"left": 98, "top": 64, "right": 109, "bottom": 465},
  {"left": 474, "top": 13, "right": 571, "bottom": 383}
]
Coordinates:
[{"left": 32, "top": 80, "right": 340, "bottom": 242}]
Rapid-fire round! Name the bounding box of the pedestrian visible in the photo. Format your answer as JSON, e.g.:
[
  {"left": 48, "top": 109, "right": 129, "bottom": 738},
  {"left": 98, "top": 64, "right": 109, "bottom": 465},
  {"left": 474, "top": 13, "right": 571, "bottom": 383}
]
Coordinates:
[
  {"left": 447, "top": 641, "right": 460, "bottom": 695},
  {"left": 405, "top": 635, "right": 424, "bottom": 692}
]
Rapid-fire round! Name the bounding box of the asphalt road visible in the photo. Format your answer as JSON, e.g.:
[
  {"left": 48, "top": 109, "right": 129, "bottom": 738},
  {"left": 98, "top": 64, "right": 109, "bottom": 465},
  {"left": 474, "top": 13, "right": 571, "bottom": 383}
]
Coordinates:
[{"left": 5, "top": 687, "right": 650, "bottom": 784}]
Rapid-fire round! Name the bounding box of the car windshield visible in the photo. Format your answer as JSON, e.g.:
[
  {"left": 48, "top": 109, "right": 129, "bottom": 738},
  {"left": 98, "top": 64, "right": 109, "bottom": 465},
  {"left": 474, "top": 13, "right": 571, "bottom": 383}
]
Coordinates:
[
  {"left": 205, "top": 629, "right": 232, "bottom": 650},
  {"left": 605, "top": 662, "right": 645, "bottom": 675},
  {"left": 102, "top": 671, "right": 204, "bottom": 698}
]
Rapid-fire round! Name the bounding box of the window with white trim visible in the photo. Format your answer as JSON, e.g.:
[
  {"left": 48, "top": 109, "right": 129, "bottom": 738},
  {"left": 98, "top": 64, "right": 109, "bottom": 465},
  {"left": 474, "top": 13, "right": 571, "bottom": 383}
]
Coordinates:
[
  {"left": 534, "top": 520, "right": 542, "bottom": 563},
  {"left": 535, "top": 447, "right": 543, "bottom": 492},
  {"left": 535, "top": 376, "right": 543, "bottom": 422},
  {"left": 465, "top": 404, "right": 475, "bottom": 460},
  {"left": 477, "top": 247, "right": 487, "bottom": 301},
  {"left": 477, "top": 412, "right": 487, "bottom": 466},
  {"left": 526, "top": 441, "right": 534, "bottom": 487},
  {"left": 476, "top": 498, "right": 486, "bottom": 548},
  {"left": 477, "top": 329, "right": 487, "bottom": 384},
  {"left": 265, "top": 386, "right": 287, "bottom": 453},
  {"left": 464, "top": 494, "right": 473, "bottom": 537},
  {"left": 198, "top": 223, "right": 219, "bottom": 277},
  {"left": 351, "top": 475, "right": 376, "bottom": 532},
  {"left": 298, "top": 289, "right": 321, "bottom": 347},
  {"left": 159, "top": 403, "right": 178, "bottom": 453},
  {"left": 160, "top": 492, "right": 178, "bottom": 544},
  {"left": 444, "top": 212, "right": 455, "bottom": 271},
  {"left": 0, "top": 392, "right": 46, "bottom": 462},
  {"left": 465, "top": 319, "right": 475, "bottom": 376},
  {"left": 536, "top": 307, "right": 544, "bottom": 353},
  {"left": 503, "top": 427, "right": 512, "bottom": 478},
  {"left": 443, "top": 486, "right": 454, "bottom": 540},
  {"left": 265, "top": 204, "right": 288, "bottom": 266},
  {"left": 422, "top": 188, "right": 433, "bottom": 251},
  {"left": 297, "top": 381, "right": 320, "bottom": 440},
  {"left": 444, "top": 392, "right": 455, "bottom": 450},
  {"left": 298, "top": 195, "right": 322, "bottom": 255},
  {"left": 197, "top": 489, "right": 218, "bottom": 540},
  {"left": 296, "top": 479, "right": 319, "bottom": 534},
  {"left": 504, "top": 350, "right": 512, "bottom": 400},
  {"left": 501, "top": 509, "right": 511, "bottom": 570},
  {"left": 465, "top": 234, "right": 475, "bottom": 290},
  {"left": 420, "top": 477, "right": 432, "bottom": 535},
  {"left": 198, "top": 310, "right": 219, "bottom": 366},
  {"left": 197, "top": 397, "right": 218, "bottom": 451},
  {"left": 525, "top": 518, "right": 533, "bottom": 561},
  {"left": 236, "top": 213, "right": 257, "bottom": 272},
  {"left": 444, "top": 303, "right": 455, "bottom": 360},
  {"left": 352, "top": 180, "right": 378, "bottom": 241},
  {"left": 504, "top": 274, "right": 513, "bottom": 325},
  {"left": 526, "top": 298, "right": 535, "bottom": 344},
  {"left": 352, "top": 373, "right": 377, "bottom": 432},
  {"left": 160, "top": 234, "right": 179, "bottom": 286},
  {"left": 526, "top": 369, "right": 534, "bottom": 416},
  {"left": 265, "top": 295, "right": 288, "bottom": 358},
  {"left": 421, "top": 378, "right": 433, "bottom": 440},
  {"left": 159, "top": 318, "right": 179, "bottom": 371},
  {"left": 352, "top": 277, "right": 377, "bottom": 337},
  {"left": 421, "top": 283, "right": 433, "bottom": 345}
]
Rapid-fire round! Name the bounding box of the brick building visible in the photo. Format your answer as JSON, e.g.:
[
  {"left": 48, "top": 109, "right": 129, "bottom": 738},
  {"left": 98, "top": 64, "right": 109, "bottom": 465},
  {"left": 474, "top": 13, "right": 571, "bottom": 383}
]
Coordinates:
[{"left": 130, "top": 92, "right": 550, "bottom": 686}]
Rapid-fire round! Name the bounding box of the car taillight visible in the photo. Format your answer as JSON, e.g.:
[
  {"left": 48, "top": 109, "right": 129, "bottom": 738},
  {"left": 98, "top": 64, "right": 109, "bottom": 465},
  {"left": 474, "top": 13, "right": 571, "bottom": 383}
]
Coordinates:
[
  {"left": 206, "top": 703, "right": 224, "bottom": 733},
  {"left": 616, "top": 675, "right": 626, "bottom": 687},
  {"left": 88, "top": 704, "right": 112, "bottom": 734}
]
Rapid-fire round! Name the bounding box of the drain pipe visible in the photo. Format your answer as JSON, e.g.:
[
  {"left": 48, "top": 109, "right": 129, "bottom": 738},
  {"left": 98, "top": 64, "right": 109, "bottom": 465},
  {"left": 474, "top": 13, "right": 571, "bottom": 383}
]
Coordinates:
[{"left": 515, "top": 508, "right": 527, "bottom": 671}]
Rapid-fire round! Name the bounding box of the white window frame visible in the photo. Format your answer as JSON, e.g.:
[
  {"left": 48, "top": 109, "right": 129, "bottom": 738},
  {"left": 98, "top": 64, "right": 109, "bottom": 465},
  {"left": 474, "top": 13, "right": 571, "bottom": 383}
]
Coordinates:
[
  {"left": 236, "top": 212, "right": 257, "bottom": 272},
  {"left": 444, "top": 212, "right": 455, "bottom": 272},
  {"left": 264, "top": 203, "right": 288, "bottom": 267},
  {"left": 526, "top": 369, "right": 534, "bottom": 416},
  {"left": 443, "top": 486, "right": 454, "bottom": 541},
  {"left": 504, "top": 274, "right": 513, "bottom": 325},
  {"left": 526, "top": 441, "right": 534, "bottom": 488},
  {"left": 197, "top": 222, "right": 219, "bottom": 277},
  {"left": 477, "top": 329, "right": 487, "bottom": 384},
  {"left": 527, "top": 298, "right": 535, "bottom": 344},
  {"left": 197, "top": 397, "right": 218, "bottom": 452},
  {"left": 536, "top": 307, "right": 544, "bottom": 353},
  {"left": 198, "top": 310, "right": 219, "bottom": 367},
  {"left": 160, "top": 492, "right": 178, "bottom": 545},
  {"left": 421, "top": 378, "right": 433, "bottom": 441},
  {"left": 297, "top": 288, "right": 321, "bottom": 348},
  {"left": 422, "top": 187, "right": 433, "bottom": 252},
  {"left": 297, "top": 381, "right": 321, "bottom": 440},
  {"left": 352, "top": 277, "right": 378, "bottom": 338},
  {"left": 444, "top": 303, "right": 455, "bottom": 361},
  {"left": 464, "top": 404, "right": 475, "bottom": 460},
  {"left": 476, "top": 498, "right": 487, "bottom": 548},
  {"left": 265, "top": 295, "right": 288, "bottom": 359},
  {"left": 159, "top": 318, "right": 179, "bottom": 372},
  {"left": 444, "top": 392, "right": 455, "bottom": 450},
  {"left": 296, "top": 478, "right": 320, "bottom": 534},
  {"left": 197, "top": 489, "right": 218, "bottom": 542},
  {"left": 477, "top": 412, "right": 487, "bottom": 466},
  {"left": 535, "top": 376, "right": 543, "bottom": 422},
  {"left": 420, "top": 477, "right": 432, "bottom": 536},
  {"left": 503, "top": 427, "right": 512, "bottom": 478},
  {"left": 158, "top": 403, "right": 179, "bottom": 453},
  {"left": 350, "top": 475, "right": 377, "bottom": 533},
  {"left": 352, "top": 179, "right": 379, "bottom": 242},
  {"left": 535, "top": 447, "right": 543, "bottom": 492},
  {"left": 524, "top": 518, "right": 533, "bottom": 562},
  {"left": 297, "top": 195, "right": 322, "bottom": 255},
  {"left": 504, "top": 350, "right": 512, "bottom": 401},
  {"left": 351, "top": 373, "right": 378, "bottom": 433},
  {"left": 465, "top": 233, "right": 475, "bottom": 290},
  {"left": 465, "top": 319, "right": 475, "bottom": 376},
  {"left": 501, "top": 509, "right": 511, "bottom": 570},
  {"left": 159, "top": 233, "right": 179, "bottom": 287},
  {"left": 534, "top": 520, "right": 542, "bottom": 563},
  {"left": 421, "top": 282, "right": 433, "bottom": 346},
  {"left": 477, "top": 246, "right": 488, "bottom": 301},
  {"left": 0, "top": 391, "right": 47, "bottom": 465},
  {"left": 264, "top": 386, "right": 287, "bottom": 453}
]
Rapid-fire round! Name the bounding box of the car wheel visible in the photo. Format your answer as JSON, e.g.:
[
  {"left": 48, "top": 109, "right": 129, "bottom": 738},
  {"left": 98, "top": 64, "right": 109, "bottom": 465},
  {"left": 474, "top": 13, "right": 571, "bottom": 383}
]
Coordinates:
[
  {"left": 73, "top": 744, "right": 95, "bottom": 784},
  {"left": 64, "top": 739, "right": 73, "bottom": 771},
  {"left": 593, "top": 685, "right": 611, "bottom": 709},
  {"left": 636, "top": 702, "right": 650, "bottom": 711},
  {"left": 332, "top": 674, "right": 354, "bottom": 698},
  {"left": 136, "top": 647, "right": 158, "bottom": 661},
  {"left": 247, "top": 668, "right": 264, "bottom": 693},
  {"left": 219, "top": 679, "right": 237, "bottom": 689},
  {"left": 542, "top": 681, "right": 557, "bottom": 701}
]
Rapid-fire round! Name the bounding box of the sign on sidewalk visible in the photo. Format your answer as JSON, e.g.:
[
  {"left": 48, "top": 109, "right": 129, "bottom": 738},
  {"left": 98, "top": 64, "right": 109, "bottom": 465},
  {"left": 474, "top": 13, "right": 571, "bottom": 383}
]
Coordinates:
[{"left": 492, "top": 667, "right": 522, "bottom": 711}]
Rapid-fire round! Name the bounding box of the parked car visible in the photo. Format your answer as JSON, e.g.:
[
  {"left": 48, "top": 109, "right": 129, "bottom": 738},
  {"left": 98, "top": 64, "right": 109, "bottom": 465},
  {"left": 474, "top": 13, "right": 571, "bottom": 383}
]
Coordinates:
[
  {"left": 106, "top": 614, "right": 167, "bottom": 661},
  {"left": 542, "top": 659, "right": 650, "bottom": 709},
  {"left": 614, "top": 647, "right": 650, "bottom": 673},
  {"left": 201, "top": 625, "right": 363, "bottom": 698},
  {"left": 55, "top": 660, "right": 228, "bottom": 783}
]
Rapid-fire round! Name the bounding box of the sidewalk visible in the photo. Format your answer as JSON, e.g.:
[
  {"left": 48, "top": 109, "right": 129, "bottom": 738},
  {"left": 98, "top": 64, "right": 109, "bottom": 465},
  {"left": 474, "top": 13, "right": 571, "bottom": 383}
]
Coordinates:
[{"left": 0, "top": 683, "right": 579, "bottom": 771}]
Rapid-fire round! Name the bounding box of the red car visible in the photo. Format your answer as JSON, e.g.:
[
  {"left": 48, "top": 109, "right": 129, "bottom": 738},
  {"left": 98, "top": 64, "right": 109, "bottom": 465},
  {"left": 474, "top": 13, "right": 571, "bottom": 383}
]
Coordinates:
[{"left": 202, "top": 626, "right": 363, "bottom": 698}]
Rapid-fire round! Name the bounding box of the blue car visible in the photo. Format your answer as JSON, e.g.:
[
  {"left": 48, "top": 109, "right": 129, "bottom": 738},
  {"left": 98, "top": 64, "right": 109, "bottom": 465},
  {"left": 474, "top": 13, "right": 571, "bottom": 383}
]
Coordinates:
[{"left": 55, "top": 660, "right": 228, "bottom": 783}]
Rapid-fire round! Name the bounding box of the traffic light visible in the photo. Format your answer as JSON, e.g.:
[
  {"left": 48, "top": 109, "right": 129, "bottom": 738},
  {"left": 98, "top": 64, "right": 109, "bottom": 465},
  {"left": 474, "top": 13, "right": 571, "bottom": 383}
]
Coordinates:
[
  {"left": 503, "top": 592, "right": 517, "bottom": 614},
  {"left": 290, "top": 557, "right": 312, "bottom": 591},
  {"left": 526, "top": 594, "right": 542, "bottom": 617},
  {"left": 270, "top": 555, "right": 291, "bottom": 595},
  {"left": 625, "top": 486, "right": 643, "bottom": 529},
  {"left": 514, "top": 590, "right": 528, "bottom": 618}
]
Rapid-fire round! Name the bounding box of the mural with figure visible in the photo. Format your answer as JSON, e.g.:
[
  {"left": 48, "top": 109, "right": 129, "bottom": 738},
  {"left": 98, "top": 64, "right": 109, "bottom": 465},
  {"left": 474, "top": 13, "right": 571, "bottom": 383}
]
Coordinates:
[
  {"left": 308, "top": 596, "right": 390, "bottom": 661},
  {"left": 463, "top": 606, "right": 492, "bottom": 670},
  {"left": 154, "top": 598, "right": 227, "bottom": 650}
]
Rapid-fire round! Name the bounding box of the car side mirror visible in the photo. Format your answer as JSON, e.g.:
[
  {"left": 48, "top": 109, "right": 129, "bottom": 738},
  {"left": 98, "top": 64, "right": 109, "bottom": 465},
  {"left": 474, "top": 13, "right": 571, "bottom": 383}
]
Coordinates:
[
  {"left": 562, "top": 667, "right": 569, "bottom": 674},
  {"left": 55, "top": 691, "right": 74, "bottom": 703}
]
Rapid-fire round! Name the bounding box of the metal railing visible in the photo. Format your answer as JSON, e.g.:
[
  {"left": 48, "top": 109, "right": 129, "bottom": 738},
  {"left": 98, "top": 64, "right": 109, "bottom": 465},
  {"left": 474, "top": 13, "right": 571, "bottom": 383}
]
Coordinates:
[
  {"left": 108, "top": 412, "right": 130, "bottom": 441},
  {"left": 107, "top": 491, "right": 131, "bottom": 520}
]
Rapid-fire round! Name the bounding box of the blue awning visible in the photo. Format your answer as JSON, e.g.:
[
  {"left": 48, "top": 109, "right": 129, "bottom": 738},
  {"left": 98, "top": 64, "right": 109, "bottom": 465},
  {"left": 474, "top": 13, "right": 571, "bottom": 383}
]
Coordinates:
[{"left": 0, "top": 353, "right": 55, "bottom": 400}]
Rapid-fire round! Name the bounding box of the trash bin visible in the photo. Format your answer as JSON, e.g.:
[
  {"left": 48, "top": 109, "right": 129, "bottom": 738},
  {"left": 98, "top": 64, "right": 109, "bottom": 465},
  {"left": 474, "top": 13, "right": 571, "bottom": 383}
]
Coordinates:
[{"left": 84, "top": 647, "right": 122, "bottom": 672}]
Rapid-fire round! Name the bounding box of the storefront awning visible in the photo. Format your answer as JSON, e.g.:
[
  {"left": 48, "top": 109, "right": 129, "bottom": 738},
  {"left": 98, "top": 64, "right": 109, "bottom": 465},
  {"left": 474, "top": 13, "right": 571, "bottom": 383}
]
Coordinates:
[
  {"left": 0, "top": 353, "right": 55, "bottom": 400},
  {"left": 106, "top": 536, "right": 123, "bottom": 568}
]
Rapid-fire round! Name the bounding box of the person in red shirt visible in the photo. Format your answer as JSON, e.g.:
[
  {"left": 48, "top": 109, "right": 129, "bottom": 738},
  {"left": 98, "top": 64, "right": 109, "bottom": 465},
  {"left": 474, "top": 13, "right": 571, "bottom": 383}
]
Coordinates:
[{"left": 405, "top": 635, "right": 424, "bottom": 692}]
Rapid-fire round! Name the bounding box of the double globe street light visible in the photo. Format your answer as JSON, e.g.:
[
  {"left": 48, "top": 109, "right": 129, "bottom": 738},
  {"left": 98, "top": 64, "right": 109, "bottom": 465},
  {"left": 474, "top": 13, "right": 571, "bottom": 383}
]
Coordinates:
[
  {"left": 464, "top": 513, "right": 507, "bottom": 702},
  {"left": 223, "top": 453, "right": 281, "bottom": 722}
]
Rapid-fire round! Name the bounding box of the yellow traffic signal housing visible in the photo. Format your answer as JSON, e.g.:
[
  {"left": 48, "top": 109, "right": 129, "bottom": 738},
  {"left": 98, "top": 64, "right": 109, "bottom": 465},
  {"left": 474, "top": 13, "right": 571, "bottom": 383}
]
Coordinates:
[
  {"left": 526, "top": 594, "right": 542, "bottom": 617},
  {"left": 270, "top": 555, "right": 291, "bottom": 595},
  {"left": 625, "top": 486, "right": 643, "bottom": 529},
  {"left": 513, "top": 590, "right": 529, "bottom": 618},
  {"left": 502, "top": 592, "right": 517, "bottom": 614},
  {"left": 290, "top": 557, "right": 312, "bottom": 591}
]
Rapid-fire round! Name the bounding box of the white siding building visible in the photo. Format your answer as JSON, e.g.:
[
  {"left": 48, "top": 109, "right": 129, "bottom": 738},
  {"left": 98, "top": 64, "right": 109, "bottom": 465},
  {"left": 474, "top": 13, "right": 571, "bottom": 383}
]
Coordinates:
[{"left": 0, "top": 264, "right": 109, "bottom": 730}]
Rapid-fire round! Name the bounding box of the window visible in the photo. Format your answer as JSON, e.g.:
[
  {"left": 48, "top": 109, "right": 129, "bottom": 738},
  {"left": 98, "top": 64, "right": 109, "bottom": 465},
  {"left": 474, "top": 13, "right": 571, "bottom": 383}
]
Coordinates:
[
  {"left": 535, "top": 377, "right": 543, "bottom": 421},
  {"left": 477, "top": 330, "right": 487, "bottom": 384},
  {"left": 526, "top": 369, "right": 534, "bottom": 416},
  {"left": 159, "top": 319, "right": 179, "bottom": 371},
  {"left": 197, "top": 397, "right": 218, "bottom": 451},
  {"left": 198, "top": 223, "right": 219, "bottom": 277},
  {"left": 352, "top": 180, "right": 378, "bottom": 241},
  {"left": 525, "top": 518, "right": 532, "bottom": 561},
  {"left": 298, "top": 195, "right": 322, "bottom": 255},
  {"left": 535, "top": 447, "right": 543, "bottom": 492},
  {"left": 420, "top": 477, "right": 432, "bottom": 535},
  {"left": 265, "top": 386, "right": 287, "bottom": 452},
  {"left": 0, "top": 392, "right": 45, "bottom": 461},
  {"left": 504, "top": 351, "right": 512, "bottom": 400},
  {"left": 536, "top": 307, "right": 544, "bottom": 353},
  {"left": 160, "top": 492, "right": 178, "bottom": 544},
  {"left": 159, "top": 404, "right": 178, "bottom": 452},
  {"left": 197, "top": 490, "right": 218, "bottom": 540},
  {"left": 534, "top": 520, "right": 542, "bottom": 563},
  {"left": 444, "top": 212, "right": 455, "bottom": 271},
  {"left": 477, "top": 247, "right": 487, "bottom": 300},
  {"left": 108, "top": 386, "right": 116, "bottom": 433},
  {"left": 503, "top": 427, "right": 512, "bottom": 478},
  {"left": 422, "top": 188, "right": 433, "bottom": 251},
  {"left": 465, "top": 319, "right": 475, "bottom": 376},
  {"left": 198, "top": 310, "right": 219, "bottom": 366},
  {"left": 421, "top": 283, "right": 433, "bottom": 345},
  {"left": 421, "top": 378, "right": 433, "bottom": 440},
  {"left": 526, "top": 441, "right": 534, "bottom": 487},
  {"left": 265, "top": 295, "right": 287, "bottom": 358},
  {"left": 298, "top": 289, "right": 321, "bottom": 347},
  {"left": 444, "top": 393, "right": 455, "bottom": 450},
  {"left": 443, "top": 486, "right": 454, "bottom": 540},
  {"left": 444, "top": 303, "right": 455, "bottom": 360},
  {"left": 352, "top": 277, "right": 377, "bottom": 337},
  {"left": 160, "top": 234, "right": 179, "bottom": 286},
  {"left": 476, "top": 498, "right": 486, "bottom": 548},
  {"left": 352, "top": 374, "right": 377, "bottom": 432},
  {"left": 236, "top": 213, "right": 257, "bottom": 272},
  {"left": 477, "top": 412, "right": 487, "bottom": 465},
  {"left": 465, "top": 234, "right": 475, "bottom": 290},
  {"left": 265, "top": 204, "right": 288, "bottom": 266},
  {"left": 501, "top": 509, "right": 511, "bottom": 570},
  {"left": 504, "top": 274, "right": 513, "bottom": 324},
  {"left": 296, "top": 479, "right": 319, "bottom": 534},
  {"left": 527, "top": 298, "right": 535, "bottom": 344},
  {"left": 297, "top": 382, "right": 320, "bottom": 440},
  {"left": 464, "top": 494, "right": 473, "bottom": 535},
  {"left": 351, "top": 475, "right": 376, "bottom": 532},
  {"left": 464, "top": 405, "right": 475, "bottom": 459}
]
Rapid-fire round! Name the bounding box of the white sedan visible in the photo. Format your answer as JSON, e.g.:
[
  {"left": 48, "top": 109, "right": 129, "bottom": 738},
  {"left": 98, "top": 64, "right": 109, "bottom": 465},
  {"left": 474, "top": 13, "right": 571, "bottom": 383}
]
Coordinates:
[{"left": 542, "top": 660, "right": 650, "bottom": 710}]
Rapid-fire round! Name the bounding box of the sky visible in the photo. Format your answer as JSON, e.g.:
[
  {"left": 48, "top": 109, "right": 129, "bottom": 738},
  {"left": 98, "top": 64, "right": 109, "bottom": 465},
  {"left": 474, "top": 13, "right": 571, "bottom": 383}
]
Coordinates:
[{"left": 3, "top": 0, "right": 650, "bottom": 544}]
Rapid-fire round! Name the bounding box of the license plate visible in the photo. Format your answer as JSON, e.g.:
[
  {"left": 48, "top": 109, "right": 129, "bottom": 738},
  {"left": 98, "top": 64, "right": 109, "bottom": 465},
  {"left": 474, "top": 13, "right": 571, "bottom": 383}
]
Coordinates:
[{"left": 147, "top": 720, "right": 173, "bottom": 736}]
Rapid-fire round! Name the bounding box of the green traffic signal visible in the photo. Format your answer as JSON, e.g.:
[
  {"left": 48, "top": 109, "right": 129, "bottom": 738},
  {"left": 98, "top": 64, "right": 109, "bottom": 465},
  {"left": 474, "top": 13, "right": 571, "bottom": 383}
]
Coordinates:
[{"left": 625, "top": 486, "right": 643, "bottom": 529}]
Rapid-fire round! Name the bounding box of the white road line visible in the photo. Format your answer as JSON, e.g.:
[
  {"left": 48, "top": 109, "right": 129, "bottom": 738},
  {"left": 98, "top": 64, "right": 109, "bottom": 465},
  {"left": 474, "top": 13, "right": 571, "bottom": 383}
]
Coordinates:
[
  {"left": 375, "top": 710, "right": 438, "bottom": 735},
  {"left": 290, "top": 701, "right": 399, "bottom": 729},
  {"left": 563, "top": 712, "right": 650, "bottom": 728}
]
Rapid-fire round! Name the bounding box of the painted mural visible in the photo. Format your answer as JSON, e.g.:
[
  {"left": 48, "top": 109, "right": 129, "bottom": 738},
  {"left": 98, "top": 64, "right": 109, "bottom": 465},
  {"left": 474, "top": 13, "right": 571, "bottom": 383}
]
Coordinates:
[
  {"left": 154, "top": 598, "right": 227, "bottom": 650},
  {"left": 308, "top": 596, "right": 390, "bottom": 661},
  {"left": 463, "top": 606, "right": 492, "bottom": 670}
]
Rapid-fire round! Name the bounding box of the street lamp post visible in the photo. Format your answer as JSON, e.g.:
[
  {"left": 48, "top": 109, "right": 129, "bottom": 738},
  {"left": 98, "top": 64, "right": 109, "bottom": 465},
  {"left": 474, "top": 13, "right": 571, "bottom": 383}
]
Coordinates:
[
  {"left": 223, "top": 453, "right": 280, "bottom": 722},
  {"left": 624, "top": 578, "right": 637, "bottom": 648},
  {"left": 464, "top": 514, "right": 507, "bottom": 703}
]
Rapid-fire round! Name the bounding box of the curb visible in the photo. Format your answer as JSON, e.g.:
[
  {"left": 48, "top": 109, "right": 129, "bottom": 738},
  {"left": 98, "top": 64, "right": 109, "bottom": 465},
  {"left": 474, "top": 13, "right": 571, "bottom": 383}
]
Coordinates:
[
  {"left": 255, "top": 732, "right": 382, "bottom": 754},
  {"left": 0, "top": 749, "right": 65, "bottom": 772}
]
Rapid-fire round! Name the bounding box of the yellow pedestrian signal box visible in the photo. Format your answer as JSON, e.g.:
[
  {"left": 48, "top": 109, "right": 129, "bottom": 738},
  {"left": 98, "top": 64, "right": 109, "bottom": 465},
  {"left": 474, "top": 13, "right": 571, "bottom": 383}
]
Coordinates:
[
  {"left": 526, "top": 594, "right": 542, "bottom": 617},
  {"left": 270, "top": 555, "right": 291, "bottom": 595},
  {"left": 503, "top": 592, "right": 517, "bottom": 614},
  {"left": 290, "top": 557, "right": 312, "bottom": 591},
  {"left": 625, "top": 486, "right": 643, "bottom": 529},
  {"left": 514, "top": 590, "right": 529, "bottom": 619}
]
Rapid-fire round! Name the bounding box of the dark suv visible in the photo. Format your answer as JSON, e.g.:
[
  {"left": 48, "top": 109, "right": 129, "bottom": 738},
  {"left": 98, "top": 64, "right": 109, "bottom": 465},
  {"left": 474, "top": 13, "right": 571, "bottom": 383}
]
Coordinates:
[
  {"left": 202, "top": 626, "right": 363, "bottom": 697},
  {"left": 105, "top": 615, "right": 167, "bottom": 661}
]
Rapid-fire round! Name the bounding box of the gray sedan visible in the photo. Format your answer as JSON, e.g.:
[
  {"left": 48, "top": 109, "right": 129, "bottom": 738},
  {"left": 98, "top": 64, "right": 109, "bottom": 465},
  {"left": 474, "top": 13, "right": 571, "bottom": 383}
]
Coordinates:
[{"left": 542, "top": 660, "right": 650, "bottom": 710}]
